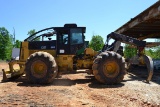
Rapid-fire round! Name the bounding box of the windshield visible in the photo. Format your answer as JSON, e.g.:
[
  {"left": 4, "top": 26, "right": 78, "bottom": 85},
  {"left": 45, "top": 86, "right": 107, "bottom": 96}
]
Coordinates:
[{"left": 70, "top": 28, "right": 83, "bottom": 45}]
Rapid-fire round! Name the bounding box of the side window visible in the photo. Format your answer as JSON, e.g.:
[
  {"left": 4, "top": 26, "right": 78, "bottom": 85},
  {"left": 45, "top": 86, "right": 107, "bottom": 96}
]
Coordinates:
[
  {"left": 70, "top": 29, "right": 83, "bottom": 45},
  {"left": 59, "top": 33, "right": 69, "bottom": 44},
  {"left": 63, "top": 34, "right": 68, "bottom": 44}
]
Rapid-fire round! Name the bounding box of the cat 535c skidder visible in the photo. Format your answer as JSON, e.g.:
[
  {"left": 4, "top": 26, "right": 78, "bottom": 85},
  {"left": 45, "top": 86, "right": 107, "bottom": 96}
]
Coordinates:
[{"left": 2, "top": 24, "right": 153, "bottom": 84}]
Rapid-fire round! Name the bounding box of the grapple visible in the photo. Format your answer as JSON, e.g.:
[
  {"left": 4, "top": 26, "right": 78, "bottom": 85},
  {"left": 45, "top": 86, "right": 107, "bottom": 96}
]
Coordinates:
[
  {"left": 127, "top": 55, "right": 153, "bottom": 83},
  {"left": 104, "top": 32, "right": 154, "bottom": 82},
  {"left": 143, "top": 55, "right": 153, "bottom": 82}
]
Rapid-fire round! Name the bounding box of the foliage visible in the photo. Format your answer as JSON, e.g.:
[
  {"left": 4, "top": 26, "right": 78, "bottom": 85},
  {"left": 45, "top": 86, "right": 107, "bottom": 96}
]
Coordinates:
[
  {"left": 14, "top": 40, "right": 21, "bottom": 48},
  {"left": 123, "top": 39, "right": 160, "bottom": 59},
  {"left": 0, "top": 27, "right": 40, "bottom": 60},
  {"left": 123, "top": 44, "right": 137, "bottom": 59},
  {"left": 145, "top": 48, "right": 160, "bottom": 59},
  {"left": 27, "top": 29, "right": 40, "bottom": 41},
  {"left": 89, "top": 35, "right": 104, "bottom": 51},
  {"left": 145, "top": 39, "right": 160, "bottom": 59},
  {"left": 145, "top": 47, "right": 160, "bottom": 59},
  {"left": 153, "top": 39, "right": 160, "bottom": 59},
  {"left": 27, "top": 29, "right": 36, "bottom": 36},
  {"left": 0, "top": 27, "right": 13, "bottom": 60}
]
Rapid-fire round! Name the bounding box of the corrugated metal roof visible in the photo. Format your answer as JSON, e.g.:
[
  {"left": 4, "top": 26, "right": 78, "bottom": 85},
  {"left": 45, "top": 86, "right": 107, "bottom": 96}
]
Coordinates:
[{"left": 115, "top": 1, "right": 160, "bottom": 40}]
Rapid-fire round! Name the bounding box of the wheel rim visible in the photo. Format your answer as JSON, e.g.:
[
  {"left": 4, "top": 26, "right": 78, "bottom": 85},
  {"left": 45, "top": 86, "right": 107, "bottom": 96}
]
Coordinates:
[
  {"left": 31, "top": 60, "right": 47, "bottom": 78},
  {"left": 103, "top": 61, "right": 119, "bottom": 78}
]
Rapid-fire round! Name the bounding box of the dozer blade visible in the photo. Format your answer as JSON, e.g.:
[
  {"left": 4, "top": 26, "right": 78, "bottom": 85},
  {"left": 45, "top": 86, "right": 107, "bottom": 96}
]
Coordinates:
[
  {"left": 1, "top": 69, "right": 23, "bottom": 82},
  {"left": 2, "top": 69, "right": 8, "bottom": 82},
  {"left": 143, "top": 55, "right": 153, "bottom": 83}
]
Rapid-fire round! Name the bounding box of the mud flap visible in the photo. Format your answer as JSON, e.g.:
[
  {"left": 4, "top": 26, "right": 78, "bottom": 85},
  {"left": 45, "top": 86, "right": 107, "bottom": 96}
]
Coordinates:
[{"left": 143, "top": 55, "right": 153, "bottom": 82}]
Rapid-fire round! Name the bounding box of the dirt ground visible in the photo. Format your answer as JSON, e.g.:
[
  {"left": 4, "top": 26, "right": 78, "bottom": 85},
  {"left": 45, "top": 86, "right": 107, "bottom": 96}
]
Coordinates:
[{"left": 0, "top": 62, "right": 160, "bottom": 107}]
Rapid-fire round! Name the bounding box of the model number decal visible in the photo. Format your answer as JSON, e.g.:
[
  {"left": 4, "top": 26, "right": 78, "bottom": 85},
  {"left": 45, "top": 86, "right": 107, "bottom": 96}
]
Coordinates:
[
  {"left": 51, "top": 46, "right": 55, "bottom": 49},
  {"left": 41, "top": 46, "right": 46, "bottom": 49}
]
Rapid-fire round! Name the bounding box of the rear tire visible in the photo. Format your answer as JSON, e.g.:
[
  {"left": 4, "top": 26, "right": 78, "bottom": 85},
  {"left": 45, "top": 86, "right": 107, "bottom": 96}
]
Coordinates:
[
  {"left": 92, "top": 51, "right": 126, "bottom": 84},
  {"left": 25, "top": 52, "right": 58, "bottom": 84}
]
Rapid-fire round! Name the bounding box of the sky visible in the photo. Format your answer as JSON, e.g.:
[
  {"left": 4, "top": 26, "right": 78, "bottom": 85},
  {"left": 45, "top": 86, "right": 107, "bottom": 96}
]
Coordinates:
[{"left": 0, "top": 0, "right": 158, "bottom": 42}]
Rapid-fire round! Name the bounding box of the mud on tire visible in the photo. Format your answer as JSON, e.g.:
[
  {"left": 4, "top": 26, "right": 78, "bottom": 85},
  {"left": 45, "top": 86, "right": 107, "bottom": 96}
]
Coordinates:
[
  {"left": 25, "top": 51, "right": 58, "bottom": 84},
  {"left": 92, "top": 51, "right": 126, "bottom": 84}
]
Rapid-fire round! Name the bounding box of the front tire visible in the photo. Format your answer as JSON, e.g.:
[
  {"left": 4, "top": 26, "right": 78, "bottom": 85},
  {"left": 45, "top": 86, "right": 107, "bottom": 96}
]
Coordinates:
[
  {"left": 25, "top": 52, "right": 58, "bottom": 84},
  {"left": 92, "top": 51, "right": 126, "bottom": 84}
]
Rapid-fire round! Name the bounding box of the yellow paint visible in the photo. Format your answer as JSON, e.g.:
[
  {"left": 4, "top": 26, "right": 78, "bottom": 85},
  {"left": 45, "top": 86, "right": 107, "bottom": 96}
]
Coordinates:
[
  {"left": 4, "top": 43, "right": 99, "bottom": 80},
  {"left": 103, "top": 61, "right": 119, "bottom": 78},
  {"left": 56, "top": 55, "right": 74, "bottom": 71},
  {"left": 85, "top": 48, "right": 98, "bottom": 57},
  {"left": 20, "top": 42, "right": 29, "bottom": 61},
  {"left": 139, "top": 56, "right": 145, "bottom": 65}
]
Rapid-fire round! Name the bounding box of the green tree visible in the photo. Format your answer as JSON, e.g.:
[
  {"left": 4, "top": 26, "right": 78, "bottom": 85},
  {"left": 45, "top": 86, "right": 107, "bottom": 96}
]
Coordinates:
[
  {"left": 0, "top": 27, "right": 13, "bottom": 60},
  {"left": 89, "top": 35, "right": 104, "bottom": 51},
  {"left": 145, "top": 49, "right": 154, "bottom": 57},
  {"left": 27, "top": 29, "right": 36, "bottom": 36},
  {"left": 14, "top": 40, "right": 21, "bottom": 48},
  {"left": 27, "top": 29, "right": 40, "bottom": 41},
  {"left": 153, "top": 39, "right": 160, "bottom": 59},
  {"left": 124, "top": 44, "right": 137, "bottom": 59},
  {"left": 144, "top": 39, "right": 160, "bottom": 59}
]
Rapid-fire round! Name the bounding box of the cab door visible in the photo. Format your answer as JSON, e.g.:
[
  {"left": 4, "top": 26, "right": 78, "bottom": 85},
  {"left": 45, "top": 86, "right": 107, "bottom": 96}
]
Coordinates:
[{"left": 57, "top": 31, "right": 70, "bottom": 55}]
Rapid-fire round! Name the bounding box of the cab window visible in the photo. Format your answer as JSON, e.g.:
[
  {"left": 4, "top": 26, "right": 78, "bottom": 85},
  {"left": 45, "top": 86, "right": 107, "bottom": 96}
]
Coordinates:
[
  {"left": 70, "top": 29, "right": 83, "bottom": 45},
  {"left": 59, "top": 33, "right": 69, "bottom": 45}
]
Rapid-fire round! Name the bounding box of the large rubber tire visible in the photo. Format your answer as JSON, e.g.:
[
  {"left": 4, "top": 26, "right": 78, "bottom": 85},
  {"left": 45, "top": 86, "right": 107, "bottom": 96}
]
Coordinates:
[
  {"left": 92, "top": 51, "right": 126, "bottom": 84},
  {"left": 25, "top": 51, "right": 58, "bottom": 84}
]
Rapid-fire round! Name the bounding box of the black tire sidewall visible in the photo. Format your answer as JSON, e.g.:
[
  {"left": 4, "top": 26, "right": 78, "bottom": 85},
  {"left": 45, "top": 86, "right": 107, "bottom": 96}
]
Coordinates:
[
  {"left": 97, "top": 52, "right": 125, "bottom": 84},
  {"left": 25, "top": 52, "right": 57, "bottom": 84}
]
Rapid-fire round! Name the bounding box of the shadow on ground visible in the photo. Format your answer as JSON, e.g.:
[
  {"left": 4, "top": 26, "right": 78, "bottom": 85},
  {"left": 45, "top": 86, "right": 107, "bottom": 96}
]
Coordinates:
[
  {"left": 0, "top": 74, "right": 125, "bottom": 88},
  {"left": 127, "top": 66, "right": 160, "bottom": 84},
  {"left": 2, "top": 67, "right": 158, "bottom": 88}
]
